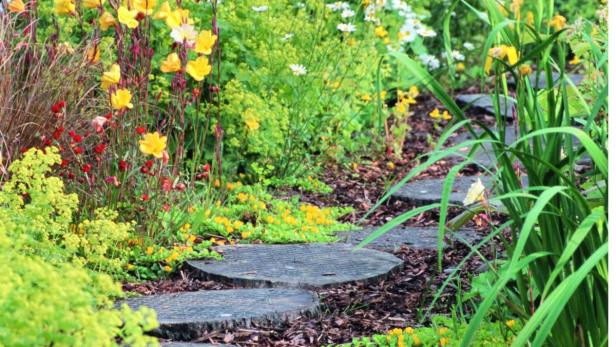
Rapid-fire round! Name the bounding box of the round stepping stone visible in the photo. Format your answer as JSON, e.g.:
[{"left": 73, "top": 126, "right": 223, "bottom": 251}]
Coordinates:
[
  {"left": 336, "top": 226, "right": 482, "bottom": 252},
  {"left": 123, "top": 289, "right": 319, "bottom": 340},
  {"left": 455, "top": 94, "right": 514, "bottom": 119},
  {"left": 187, "top": 244, "right": 403, "bottom": 289},
  {"left": 391, "top": 175, "right": 488, "bottom": 206}
]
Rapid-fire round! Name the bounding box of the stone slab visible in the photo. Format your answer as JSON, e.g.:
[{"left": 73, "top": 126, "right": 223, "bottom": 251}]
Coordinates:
[
  {"left": 456, "top": 94, "right": 514, "bottom": 119},
  {"left": 187, "top": 244, "right": 403, "bottom": 289},
  {"left": 391, "top": 175, "right": 489, "bottom": 206},
  {"left": 446, "top": 126, "right": 519, "bottom": 168},
  {"left": 508, "top": 71, "right": 583, "bottom": 89},
  {"left": 123, "top": 289, "right": 319, "bottom": 340},
  {"left": 336, "top": 226, "right": 482, "bottom": 252}
]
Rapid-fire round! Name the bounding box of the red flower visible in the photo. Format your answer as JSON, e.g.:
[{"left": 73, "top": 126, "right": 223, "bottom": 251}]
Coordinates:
[
  {"left": 141, "top": 194, "right": 149, "bottom": 201},
  {"left": 52, "top": 127, "right": 64, "bottom": 140},
  {"left": 161, "top": 177, "right": 172, "bottom": 192},
  {"left": 118, "top": 160, "right": 129, "bottom": 171},
  {"left": 71, "top": 134, "right": 83, "bottom": 143},
  {"left": 51, "top": 101, "right": 65, "bottom": 113},
  {"left": 61, "top": 159, "right": 70, "bottom": 167},
  {"left": 74, "top": 146, "right": 84, "bottom": 154},
  {"left": 140, "top": 166, "right": 149, "bottom": 174},
  {"left": 136, "top": 127, "right": 146, "bottom": 135},
  {"left": 82, "top": 164, "right": 92, "bottom": 173},
  {"left": 202, "top": 164, "right": 210, "bottom": 172},
  {"left": 68, "top": 130, "right": 76, "bottom": 137},
  {"left": 144, "top": 160, "right": 153, "bottom": 169},
  {"left": 103, "top": 112, "right": 113, "bottom": 119},
  {"left": 94, "top": 143, "right": 107, "bottom": 154},
  {"left": 162, "top": 203, "right": 170, "bottom": 212}
]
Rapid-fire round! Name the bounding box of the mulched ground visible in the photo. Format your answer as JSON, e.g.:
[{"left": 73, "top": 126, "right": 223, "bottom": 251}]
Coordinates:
[{"left": 123, "top": 92, "right": 506, "bottom": 346}]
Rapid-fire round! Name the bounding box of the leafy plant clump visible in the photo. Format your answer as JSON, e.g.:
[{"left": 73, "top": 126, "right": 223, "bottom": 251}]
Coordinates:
[{"left": 0, "top": 147, "right": 159, "bottom": 346}]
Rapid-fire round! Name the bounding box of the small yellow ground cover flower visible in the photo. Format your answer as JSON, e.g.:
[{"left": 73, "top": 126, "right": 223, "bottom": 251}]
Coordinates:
[
  {"left": 160, "top": 53, "right": 182, "bottom": 73},
  {"left": 375, "top": 26, "right": 388, "bottom": 38},
  {"left": 139, "top": 132, "right": 167, "bottom": 158},
  {"left": 82, "top": 0, "right": 104, "bottom": 9},
  {"left": 549, "top": 14, "right": 567, "bottom": 31}
]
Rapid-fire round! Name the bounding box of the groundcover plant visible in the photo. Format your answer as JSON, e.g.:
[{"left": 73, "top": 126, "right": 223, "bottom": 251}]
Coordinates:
[{"left": 0, "top": 0, "right": 607, "bottom": 346}]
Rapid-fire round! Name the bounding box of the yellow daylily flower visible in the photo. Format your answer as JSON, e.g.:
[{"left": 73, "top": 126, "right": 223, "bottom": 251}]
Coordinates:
[
  {"left": 506, "top": 46, "right": 519, "bottom": 65},
  {"left": 85, "top": 46, "right": 100, "bottom": 63},
  {"left": 134, "top": 0, "right": 156, "bottom": 15},
  {"left": 118, "top": 6, "right": 139, "bottom": 29},
  {"left": 101, "top": 64, "right": 121, "bottom": 89},
  {"left": 549, "top": 14, "right": 567, "bottom": 31},
  {"left": 139, "top": 132, "right": 167, "bottom": 158},
  {"left": 186, "top": 56, "right": 212, "bottom": 81},
  {"left": 111, "top": 88, "right": 134, "bottom": 110},
  {"left": 160, "top": 53, "right": 182, "bottom": 73},
  {"left": 54, "top": 0, "right": 75, "bottom": 15},
  {"left": 463, "top": 178, "right": 486, "bottom": 206},
  {"left": 8, "top": 0, "right": 26, "bottom": 13},
  {"left": 195, "top": 30, "right": 217, "bottom": 55},
  {"left": 99, "top": 11, "right": 116, "bottom": 30},
  {"left": 519, "top": 64, "right": 532, "bottom": 76},
  {"left": 82, "top": 0, "right": 104, "bottom": 9},
  {"left": 164, "top": 8, "right": 192, "bottom": 28},
  {"left": 154, "top": 1, "right": 172, "bottom": 19},
  {"left": 569, "top": 55, "right": 581, "bottom": 65}
]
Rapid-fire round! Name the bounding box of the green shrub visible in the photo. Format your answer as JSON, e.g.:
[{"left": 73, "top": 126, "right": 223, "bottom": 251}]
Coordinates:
[{"left": 0, "top": 147, "right": 159, "bottom": 346}]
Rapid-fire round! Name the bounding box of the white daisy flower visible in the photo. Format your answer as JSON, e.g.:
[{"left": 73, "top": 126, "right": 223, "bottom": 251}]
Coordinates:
[
  {"left": 336, "top": 23, "right": 356, "bottom": 32},
  {"left": 326, "top": 1, "right": 349, "bottom": 11},
  {"left": 341, "top": 9, "right": 355, "bottom": 18},
  {"left": 419, "top": 54, "right": 440, "bottom": 70},
  {"left": 289, "top": 64, "right": 307, "bottom": 76},
  {"left": 463, "top": 42, "right": 475, "bottom": 50},
  {"left": 282, "top": 33, "right": 294, "bottom": 41},
  {"left": 251, "top": 5, "right": 268, "bottom": 12},
  {"left": 418, "top": 28, "right": 436, "bottom": 37},
  {"left": 451, "top": 50, "right": 465, "bottom": 61}
]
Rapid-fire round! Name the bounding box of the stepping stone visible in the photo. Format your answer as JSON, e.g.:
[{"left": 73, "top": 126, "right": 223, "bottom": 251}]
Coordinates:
[
  {"left": 187, "top": 244, "right": 403, "bottom": 289},
  {"left": 391, "top": 175, "right": 488, "bottom": 206},
  {"left": 446, "top": 126, "right": 519, "bottom": 168},
  {"left": 336, "top": 226, "right": 482, "bottom": 252},
  {"left": 123, "top": 288, "right": 319, "bottom": 340},
  {"left": 456, "top": 94, "right": 514, "bottom": 119},
  {"left": 508, "top": 71, "right": 583, "bottom": 89}
]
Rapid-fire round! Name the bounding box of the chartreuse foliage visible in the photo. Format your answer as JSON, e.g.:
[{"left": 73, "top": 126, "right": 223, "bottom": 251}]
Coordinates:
[
  {"left": 364, "top": 0, "right": 607, "bottom": 346},
  {"left": 0, "top": 147, "right": 159, "bottom": 346}
]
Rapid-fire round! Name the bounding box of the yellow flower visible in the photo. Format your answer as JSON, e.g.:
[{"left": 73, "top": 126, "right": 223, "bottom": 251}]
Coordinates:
[
  {"left": 485, "top": 45, "right": 518, "bottom": 73},
  {"left": 506, "top": 319, "right": 516, "bottom": 328},
  {"left": 439, "top": 337, "right": 449, "bottom": 346},
  {"left": 118, "top": 6, "right": 139, "bottom": 29},
  {"left": 101, "top": 64, "right": 121, "bottom": 89},
  {"left": 163, "top": 265, "right": 172, "bottom": 272},
  {"left": 360, "top": 94, "right": 371, "bottom": 102},
  {"left": 126, "top": 263, "right": 135, "bottom": 270},
  {"left": 86, "top": 46, "right": 100, "bottom": 63},
  {"left": 519, "top": 64, "right": 532, "bottom": 76},
  {"left": 99, "top": 11, "right": 116, "bottom": 30},
  {"left": 134, "top": 0, "right": 156, "bottom": 15},
  {"left": 442, "top": 110, "right": 452, "bottom": 121},
  {"left": 506, "top": 46, "right": 519, "bottom": 65},
  {"left": 111, "top": 88, "right": 133, "bottom": 110},
  {"left": 387, "top": 161, "right": 395, "bottom": 170},
  {"left": 54, "top": 0, "right": 75, "bottom": 15},
  {"left": 237, "top": 193, "right": 248, "bottom": 203},
  {"left": 164, "top": 8, "right": 192, "bottom": 28},
  {"left": 186, "top": 56, "right": 212, "bottom": 81},
  {"left": 160, "top": 53, "right": 182, "bottom": 73},
  {"left": 146, "top": 246, "right": 154, "bottom": 255},
  {"left": 455, "top": 62, "right": 465, "bottom": 72},
  {"left": 195, "top": 30, "right": 218, "bottom": 55},
  {"left": 404, "top": 327, "right": 414, "bottom": 334},
  {"left": 8, "top": 0, "right": 26, "bottom": 13},
  {"left": 438, "top": 327, "right": 449, "bottom": 335},
  {"left": 412, "top": 335, "right": 421, "bottom": 346},
  {"left": 82, "top": 0, "right": 104, "bottom": 9},
  {"left": 154, "top": 1, "right": 172, "bottom": 20},
  {"left": 463, "top": 178, "right": 486, "bottom": 206},
  {"left": 549, "top": 14, "right": 567, "bottom": 31},
  {"left": 139, "top": 132, "right": 167, "bottom": 158},
  {"left": 569, "top": 55, "right": 581, "bottom": 65},
  {"left": 245, "top": 118, "right": 259, "bottom": 130},
  {"left": 526, "top": 11, "right": 534, "bottom": 26},
  {"left": 375, "top": 26, "right": 388, "bottom": 38},
  {"left": 429, "top": 108, "right": 441, "bottom": 120}
]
